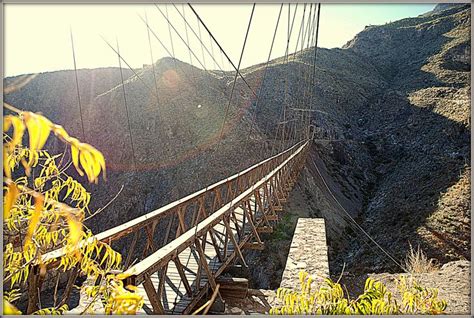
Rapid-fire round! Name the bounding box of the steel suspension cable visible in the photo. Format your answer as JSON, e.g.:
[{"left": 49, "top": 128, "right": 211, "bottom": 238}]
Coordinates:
[
  {"left": 272, "top": 3, "right": 298, "bottom": 153},
  {"left": 188, "top": 3, "right": 258, "bottom": 99},
  {"left": 155, "top": 4, "right": 211, "bottom": 73},
  {"left": 181, "top": 4, "right": 194, "bottom": 66},
  {"left": 139, "top": 15, "right": 203, "bottom": 96},
  {"left": 281, "top": 4, "right": 300, "bottom": 151},
  {"left": 287, "top": 3, "right": 307, "bottom": 142},
  {"left": 145, "top": 12, "right": 160, "bottom": 104},
  {"left": 218, "top": 3, "right": 256, "bottom": 140},
  {"left": 101, "top": 35, "right": 159, "bottom": 99},
  {"left": 292, "top": 3, "right": 306, "bottom": 61},
  {"left": 172, "top": 4, "right": 226, "bottom": 75},
  {"left": 300, "top": 3, "right": 319, "bottom": 138},
  {"left": 143, "top": 8, "right": 261, "bottom": 143},
  {"left": 251, "top": 3, "right": 283, "bottom": 135},
  {"left": 195, "top": 9, "right": 207, "bottom": 69},
  {"left": 307, "top": 152, "right": 406, "bottom": 271},
  {"left": 70, "top": 28, "right": 86, "bottom": 140},
  {"left": 307, "top": 4, "right": 321, "bottom": 138},
  {"left": 164, "top": 4, "right": 176, "bottom": 58},
  {"left": 116, "top": 38, "right": 137, "bottom": 169},
  {"left": 295, "top": 3, "right": 313, "bottom": 142},
  {"left": 279, "top": 4, "right": 292, "bottom": 153},
  {"left": 308, "top": 3, "right": 318, "bottom": 50},
  {"left": 250, "top": 3, "right": 284, "bottom": 157},
  {"left": 301, "top": 4, "right": 318, "bottom": 136},
  {"left": 289, "top": 4, "right": 312, "bottom": 142}
]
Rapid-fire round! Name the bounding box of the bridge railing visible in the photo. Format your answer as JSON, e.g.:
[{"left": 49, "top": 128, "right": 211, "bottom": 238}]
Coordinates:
[
  {"left": 33, "top": 140, "right": 308, "bottom": 311},
  {"left": 122, "top": 140, "right": 309, "bottom": 314}
]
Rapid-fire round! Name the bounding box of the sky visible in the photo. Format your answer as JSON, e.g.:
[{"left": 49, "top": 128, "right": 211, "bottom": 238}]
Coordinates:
[{"left": 4, "top": 3, "right": 435, "bottom": 77}]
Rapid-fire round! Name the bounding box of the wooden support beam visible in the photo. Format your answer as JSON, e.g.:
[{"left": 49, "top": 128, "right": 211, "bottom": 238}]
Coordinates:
[
  {"left": 255, "top": 190, "right": 271, "bottom": 227},
  {"left": 215, "top": 277, "right": 249, "bottom": 299},
  {"left": 223, "top": 217, "right": 248, "bottom": 268},
  {"left": 208, "top": 229, "right": 224, "bottom": 262},
  {"left": 241, "top": 201, "right": 262, "bottom": 244},
  {"left": 195, "top": 239, "right": 219, "bottom": 294},
  {"left": 157, "top": 263, "right": 168, "bottom": 302},
  {"left": 243, "top": 242, "right": 265, "bottom": 250},
  {"left": 257, "top": 226, "right": 273, "bottom": 233},
  {"left": 125, "top": 231, "right": 139, "bottom": 269},
  {"left": 263, "top": 182, "right": 277, "bottom": 215},
  {"left": 143, "top": 275, "right": 165, "bottom": 314},
  {"left": 223, "top": 223, "right": 229, "bottom": 259},
  {"left": 163, "top": 214, "right": 174, "bottom": 246},
  {"left": 176, "top": 207, "right": 187, "bottom": 237},
  {"left": 143, "top": 220, "right": 158, "bottom": 257},
  {"left": 266, "top": 215, "right": 279, "bottom": 221},
  {"left": 57, "top": 266, "right": 79, "bottom": 308},
  {"left": 173, "top": 257, "right": 193, "bottom": 296}
]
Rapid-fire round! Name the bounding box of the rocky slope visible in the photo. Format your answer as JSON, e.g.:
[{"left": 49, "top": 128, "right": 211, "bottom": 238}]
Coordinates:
[
  {"left": 4, "top": 60, "right": 266, "bottom": 241},
  {"left": 239, "top": 4, "right": 470, "bottom": 289}
]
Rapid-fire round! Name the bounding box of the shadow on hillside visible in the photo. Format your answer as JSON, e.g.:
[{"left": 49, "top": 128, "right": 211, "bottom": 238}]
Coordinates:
[{"left": 328, "top": 67, "right": 470, "bottom": 275}]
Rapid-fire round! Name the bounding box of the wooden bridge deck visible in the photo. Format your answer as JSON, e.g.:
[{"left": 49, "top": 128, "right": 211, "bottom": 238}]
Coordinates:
[
  {"left": 137, "top": 212, "right": 240, "bottom": 314},
  {"left": 137, "top": 201, "right": 258, "bottom": 314}
]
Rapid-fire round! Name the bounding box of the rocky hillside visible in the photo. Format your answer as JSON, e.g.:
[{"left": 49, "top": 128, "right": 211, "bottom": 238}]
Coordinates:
[
  {"left": 4, "top": 3, "right": 470, "bottom": 286},
  {"left": 238, "top": 3, "right": 470, "bottom": 286},
  {"left": 4, "top": 60, "right": 266, "bottom": 241}
]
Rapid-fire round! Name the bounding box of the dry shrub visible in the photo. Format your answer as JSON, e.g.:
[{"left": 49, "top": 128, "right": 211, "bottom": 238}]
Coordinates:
[{"left": 405, "top": 243, "right": 438, "bottom": 274}]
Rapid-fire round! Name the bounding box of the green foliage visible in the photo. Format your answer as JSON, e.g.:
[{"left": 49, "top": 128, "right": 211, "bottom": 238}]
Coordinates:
[
  {"left": 272, "top": 213, "right": 292, "bottom": 241},
  {"left": 270, "top": 271, "right": 447, "bottom": 315}
]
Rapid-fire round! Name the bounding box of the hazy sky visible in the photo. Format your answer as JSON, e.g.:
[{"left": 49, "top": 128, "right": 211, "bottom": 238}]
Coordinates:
[{"left": 4, "top": 3, "right": 435, "bottom": 77}]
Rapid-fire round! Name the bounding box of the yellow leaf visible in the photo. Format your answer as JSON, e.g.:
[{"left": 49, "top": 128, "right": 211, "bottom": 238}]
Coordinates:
[
  {"left": 115, "top": 272, "right": 132, "bottom": 281},
  {"left": 4, "top": 115, "right": 25, "bottom": 151},
  {"left": 65, "top": 214, "right": 83, "bottom": 258},
  {"left": 125, "top": 285, "right": 139, "bottom": 292},
  {"left": 3, "top": 299, "right": 22, "bottom": 315},
  {"left": 36, "top": 114, "right": 52, "bottom": 149},
  {"left": 24, "top": 112, "right": 40, "bottom": 150},
  {"left": 52, "top": 124, "right": 70, "bottom": 140},
  {"left": 79, "top": 149, "right": 96, "bottom": 183},
  {"left": 70, "top": 141, "right": 84, "bottom": 177},
  {"left": 3, "top": 182, "right": 19, "bottom": 220},
  {"left": 24, "top": 195, "right": 44, "bottom": 251},
  {"left": 3, "top": 146, "right": 11, "bottom": 179}
]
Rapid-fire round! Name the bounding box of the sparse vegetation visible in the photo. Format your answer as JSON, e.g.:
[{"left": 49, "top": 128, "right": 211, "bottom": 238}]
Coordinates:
[
  {"left": 272, "top": 213, "right": 293, "bottom": 241},
  {"left": 405, "top": 243, "right": 438, "bottom": 274},
  {"left": 270, "top": 271, "right": 447, "bottom": 315}
]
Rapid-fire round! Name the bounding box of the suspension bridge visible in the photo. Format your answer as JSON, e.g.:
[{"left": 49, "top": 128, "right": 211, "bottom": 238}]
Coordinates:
[
  {"left": 17, "top": 2, "right": 409, "bottom": 314},
  {"left": 25, "top": 2, "right": 328, "bottom": 314}
]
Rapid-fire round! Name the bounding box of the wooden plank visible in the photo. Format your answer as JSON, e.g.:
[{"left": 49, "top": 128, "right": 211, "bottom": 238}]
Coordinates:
[
  {"left": 266, "top": 215, "right": 279, "bottom": 221},
  {"left": 243, "top": 242, "right": 265, "bottom": 250},
  {"left": 257, "top": 226, "right": 273, "bottom": 233},
  {"left": 216, "top": 277, "right": 248, "bottom": 299}
]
